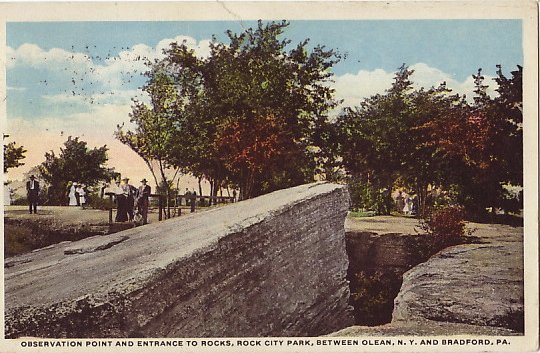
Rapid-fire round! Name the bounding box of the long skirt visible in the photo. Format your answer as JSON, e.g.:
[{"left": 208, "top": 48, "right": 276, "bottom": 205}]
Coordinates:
[
  {"left": 68, "top": 192, "right": 78, "bottom": 206},
  {"left": 115, "top": 194, "right": 129, "bottom": 222}
]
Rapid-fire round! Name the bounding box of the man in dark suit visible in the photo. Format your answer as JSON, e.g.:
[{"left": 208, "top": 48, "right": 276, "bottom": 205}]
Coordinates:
[
  {"left": 26, "top": 175, "right": 39, "bottom": 214},
  {"left": 136, "top": 179, "right": 151, "bottom": 225}
]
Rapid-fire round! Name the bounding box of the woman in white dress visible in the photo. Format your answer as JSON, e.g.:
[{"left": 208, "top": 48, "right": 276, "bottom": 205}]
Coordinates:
[
  {"left": 76, "top": 184, "right": 86, "bottom": 208},
  {"left": 68, "top": 182, "right": 78, "bottom": 206},
  {"left": 403, "top": 195, "right": 413, "bottom": 215}
]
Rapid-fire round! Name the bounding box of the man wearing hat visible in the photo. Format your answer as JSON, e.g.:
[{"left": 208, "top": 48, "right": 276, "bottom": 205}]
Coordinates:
[
  {"left": 26, "top": 175, "right": 40, "bottom": 214},
  {"left": 136, "top": 178, "right": 151, "bottom": 225},
  {"left": 121, "top": 177, "right": 137, "bottom": 222}
]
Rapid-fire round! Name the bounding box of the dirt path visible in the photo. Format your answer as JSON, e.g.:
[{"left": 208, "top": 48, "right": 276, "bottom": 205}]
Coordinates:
[
  {"left": 4, "top": 205, "right": 209, "bottom": 257},
  {"left": 345, "top": 214, "right": 420, "bottom": 234}
]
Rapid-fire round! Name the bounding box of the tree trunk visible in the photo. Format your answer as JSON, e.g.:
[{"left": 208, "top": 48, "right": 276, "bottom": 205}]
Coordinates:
[{"left": 209, "top": 179, "right": 214, "bottom": 206}]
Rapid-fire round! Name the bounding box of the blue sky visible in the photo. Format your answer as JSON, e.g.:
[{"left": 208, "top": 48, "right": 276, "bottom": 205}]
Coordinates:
[{"left": 5, "top": 19, "right": 523, "bottom": 184}]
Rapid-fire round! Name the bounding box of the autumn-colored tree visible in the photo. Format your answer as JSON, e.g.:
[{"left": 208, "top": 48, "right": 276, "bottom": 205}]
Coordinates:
[
  {"left": 421, "top": 66, "right": 523, "bottom": 217},
  {"left": 215, "top": 113, "right": 295, "bottom": 199},
  {"left": 147, "top": 20, "right": 342, "bottom": 200}
]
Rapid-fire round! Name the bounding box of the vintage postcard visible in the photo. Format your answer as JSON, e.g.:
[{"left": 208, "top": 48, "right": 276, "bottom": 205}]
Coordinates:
[{"left": 1, "top": 1, "right": 538, "bottom": 352}]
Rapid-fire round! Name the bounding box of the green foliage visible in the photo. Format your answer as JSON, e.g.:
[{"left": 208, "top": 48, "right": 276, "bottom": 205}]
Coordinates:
[
  {"left": 337, "top": 64, "right": 523, "bottom": 219},
  {"left": 126, "top": 20, "right": 342, "bottom": 200},
  {"left": 116, "top": 70, "right": 182, "bottom": 202},
  {"left": 38, "top": 136, "right": 112, "bottom": 205},
  {"left": 337, "top": 65, "right": 462, "bottom": 216},
  {"left": 87, "top": 196, "right": 114, "bottom": 210},
  {"left": 349, "top": 270, "right": 402, "bottom": 325},
  {"left": 348, "top": 178, "right": 392, "bottom": 215},
  {"left": 4, "top": 141, "right": 27, "bottom": 173}
]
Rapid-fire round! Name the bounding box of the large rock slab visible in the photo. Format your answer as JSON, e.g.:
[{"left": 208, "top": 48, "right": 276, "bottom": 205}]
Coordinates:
[
  {"left": 332, "top": 219, "right": 523, "bottom": 336},
  {"left": 392, "top": 223, "right": 523, "bottom": 332},
  {"left": 5, "top": 182, "right": 354, "bottom": 338}
]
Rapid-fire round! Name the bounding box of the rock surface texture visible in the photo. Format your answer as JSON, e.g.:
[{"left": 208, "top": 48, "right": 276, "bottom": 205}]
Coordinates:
[
  {"left": 5, "top": 182, "right": 354, "bottom": 338},
  {"left": 333, "top": 218, "right": 523, "bottom": 336}
]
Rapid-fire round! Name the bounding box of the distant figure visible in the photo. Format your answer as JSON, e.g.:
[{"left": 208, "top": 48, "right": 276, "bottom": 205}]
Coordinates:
[
  {"left": 184, "top": 188, "right": 191, "bottom": 206},
  {"left": 76, "top": 184, "right": 86, "bottom": 209},
  {"left": 396, "top": 191, "right": 405, "bottom": 214},
  {"left": 121, "top": 178, "right": 137, "bottom": 222},
  {"left": 410, "top": 195, "right": 418, "bottom": 215},
  {"left": 68, "top": 182, "right": 78, "bottom": 206},
  {"left": 232, "top": 189, "right": 237, "bottom": 203},
  {"left": 74, "top": 182, "right": 81, "bottom": 206},
  {"left": 4, "top": 181, "right": 12, "bottom": 206},
  {"left": 381, "top": 188, "right": 392, "bottom": 215},
  {"left": 403, "top": 195, "right": 413, "bottom": 215},
  {"left": 136, "top": 179, "right": 151, "bottom": 225},
  {"left": 190, "top": 189, "right": 197, "bottom": 213},
  {"left": 114, "top": 180, "right": 128, "bottom": 222},
  {"left": 26, "top": 175, "right": 39, "bottom": 214}
]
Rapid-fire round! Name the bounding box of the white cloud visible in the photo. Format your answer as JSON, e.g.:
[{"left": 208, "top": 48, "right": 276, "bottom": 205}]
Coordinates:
[
  {"left": 7, "top": 43, "right": 93, "bottom": 70},
  {"left": 7, "top": 86, "right": 26, "bottom": 91},
  {"left": 333, "top": 63, "right": 498, "bottom": 113},
  {"left": 332, "top": 68, "right": 395, "bottom": 110},
  {"left": 8, "top": 35, "right": 212, "bottom": 97}
]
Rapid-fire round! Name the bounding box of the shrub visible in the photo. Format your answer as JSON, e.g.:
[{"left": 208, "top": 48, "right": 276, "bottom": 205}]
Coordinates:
[
  {"left": 418, "top": 205, "right": 473, "bottom": 248},
  {"left": 88, "top": 196, "right": 114, "bottom": 210},
  {"left": 348, "top": 180, "right": 392, "bottom": 215}
]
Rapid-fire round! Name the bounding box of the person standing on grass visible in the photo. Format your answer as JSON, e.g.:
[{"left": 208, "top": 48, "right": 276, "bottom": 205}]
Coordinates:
[
  {"left": 26, "top": 175, "right": 39, "bottom": 214},
  {"left": 190, "top": 189, "right": 197, "bottom": 213},
  {"left": 136, "top": 179, "right": 151, "bottom": 225},
  {"left": 76, "top": 184, "right": 87, "bottom": 209}
]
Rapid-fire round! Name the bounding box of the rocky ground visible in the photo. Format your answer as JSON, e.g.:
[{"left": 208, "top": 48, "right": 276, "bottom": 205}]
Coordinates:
[{"left": 334, "top": 215, "right": 524, "bottom": 336}]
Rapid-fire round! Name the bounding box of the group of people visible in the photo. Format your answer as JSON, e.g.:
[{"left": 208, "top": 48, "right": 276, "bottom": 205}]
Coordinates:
[
  {"left": 395, "top": 191, "right": 417, "bottom": 215},
  {"left": 109, "top": 178, "right": 151, "bottom": 225},
  {"left": 183, "top": 188, "right": 197, "bottom": 213},
  {"left": 67, "top": 182, "right": 89, "bottom": 208}
]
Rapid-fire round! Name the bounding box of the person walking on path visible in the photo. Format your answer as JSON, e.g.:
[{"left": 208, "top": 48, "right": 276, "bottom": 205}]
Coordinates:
[
  {"left": 26, "top": 175, "right": 40, "bottom": 214},
  {"left": 136, "top": 179, "right": 151, "bottom": 225}
]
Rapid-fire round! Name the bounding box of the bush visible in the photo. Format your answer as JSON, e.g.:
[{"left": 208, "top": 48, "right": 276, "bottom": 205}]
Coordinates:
[
  {"left": 88, "top": 196, "right": 114, "bottom": 210},
  {"left": 348, "top": 180, "right": 392, "bottom": 215},
  {"left": 418, "top": 205, "right": 473, "bottom": 248},
  {"left": 349, "top": 270, "right": 402, "bottom": 325}
]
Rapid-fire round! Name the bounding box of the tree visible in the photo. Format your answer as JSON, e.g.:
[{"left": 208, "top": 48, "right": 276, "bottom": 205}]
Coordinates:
[
  {"left": 38, "top": 136, "right": 112, "bottom": 205},
  {"left": 340, "top": 64, "right": 523, "bottom": 219},
  {"left": 424, "top": 66, "right": 523, "bottom": 217},
  {"left": 337, "top": 65, "right": 462, "bottom": 215},
  {"left": 4, "top": 141, "right": 27, "bottom": 173},
  {"left": 116, "top": 70, "right": 183, "bottom": 215},
  {"left": 157, "top": 20, "right": 342, "bottom": 199}
]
